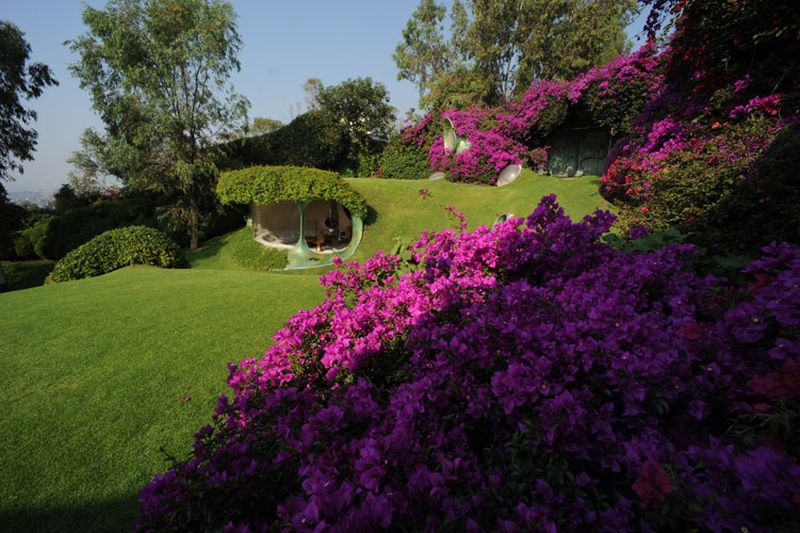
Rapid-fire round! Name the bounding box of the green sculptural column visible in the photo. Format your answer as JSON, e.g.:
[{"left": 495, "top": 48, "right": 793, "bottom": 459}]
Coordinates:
[{"left": 289, "top": 201, "right": 312, "bottom": 262}]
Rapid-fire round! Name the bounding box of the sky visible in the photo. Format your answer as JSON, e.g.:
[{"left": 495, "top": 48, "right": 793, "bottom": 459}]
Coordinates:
[{"left": 4, "top": 0, "right": 648, "bottom": 194}]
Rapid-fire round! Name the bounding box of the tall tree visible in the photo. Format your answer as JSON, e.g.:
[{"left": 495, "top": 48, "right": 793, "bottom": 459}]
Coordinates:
[
  {"left": 68, "top": 0, "right": 249, "bottom": 248},
  {"left": 393, "top": 0, "right": 453, "bottom": 101},
  {"left": 316, "top": 77, "right": 395, "bottom": 154},
  {"left": 394, "top": 0, "right": 637, "bottom": 109},
  {"left": 303, "top": 77, "right": 324, "bottom": 110},
  {"left": 0, "top": 21, "right": 57, "bottom": 199},
  {"left": 249, "top": 117, "right": 283, "bottom": 136}
]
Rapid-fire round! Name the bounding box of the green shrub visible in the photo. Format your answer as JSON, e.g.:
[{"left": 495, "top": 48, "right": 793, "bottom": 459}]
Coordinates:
[
  {"left": 379, "top": 138, "right": 430, "bottom": 179},
  {"left": 37, "top": 196, "right": 160, "bottom": 259},
  {"left": 218, "top": 110, "right": 348, "bottom": 171},
  {"left": 230, "top": 229, "right": 287, "bottom": 271},
  {"left": 614, "top": 115, "right": 789, "bottom": 256},
  {"left": 14, "top": 215, "right": 52, "bottom": 259},
  {"left": 45, "top": 226, "right": 183, "bottom": 284},
  {"left": 217, "top": 165, "right": 368, "bottom": 218}
]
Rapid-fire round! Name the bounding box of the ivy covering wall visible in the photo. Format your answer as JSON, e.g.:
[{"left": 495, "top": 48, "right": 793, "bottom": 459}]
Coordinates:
[{"left": 216, "top": 165, "right": 368, "bottom": 218}]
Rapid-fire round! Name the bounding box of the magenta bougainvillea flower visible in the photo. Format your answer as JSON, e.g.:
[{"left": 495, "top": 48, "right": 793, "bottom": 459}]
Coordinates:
[{"left": 137, "top": 197, "right": 800, "bottom": 532}]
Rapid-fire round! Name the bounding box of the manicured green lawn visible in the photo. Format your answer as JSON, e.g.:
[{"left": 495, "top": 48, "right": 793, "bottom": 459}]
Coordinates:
[
  {"left": 0, "top": 173, "right": 605, "bottom": 532},
  {"left": 347, "top": 171, "right": 609, "bottom": 262},
  {"left": 0, "top": 267, "right": 324, "bottom": 532}
]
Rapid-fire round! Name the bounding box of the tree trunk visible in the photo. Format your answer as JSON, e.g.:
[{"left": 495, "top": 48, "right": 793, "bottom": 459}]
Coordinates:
[
  {"left": 0, "top": 262, "right": 9, "bottom": 293},
  {"left": 189, "top": 193, "right": 200, "bottom": 250}
]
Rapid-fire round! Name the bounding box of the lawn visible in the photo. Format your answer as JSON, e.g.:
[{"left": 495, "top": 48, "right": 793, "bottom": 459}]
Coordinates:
[
  {"left": 0, "top": 173, "right": 604, "bottom": 532},
  {"left": 347, "top": 171, "right": 608, "bottom": 262},
  {"left": 0, "top": 268, "right": 325, "bottom": 532}
]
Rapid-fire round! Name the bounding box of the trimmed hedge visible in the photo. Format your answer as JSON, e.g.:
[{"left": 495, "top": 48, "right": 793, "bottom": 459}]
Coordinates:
[
  {"left": 379, "top": 137, "right": 430, "bottom": 179},
  {"left": 217, "top": 110, "right": 348, "bottom": 171},
  {"left": 230, "top": 229, "right": 288, "bottom": 271},
  {"left": 217, "top": 165, "right": 368, "bottom": 218},
  {"left": 45, "top": 226, "right": 183, "bottom": 284}
]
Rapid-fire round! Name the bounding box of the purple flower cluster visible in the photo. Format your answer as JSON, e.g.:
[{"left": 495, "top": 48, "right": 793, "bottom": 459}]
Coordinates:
[
  {"left": 137, "top": 196, "right": 800, "bottom": 532},
  {"left": 423, "top": 44, "right": 664, "bottom": 184}
]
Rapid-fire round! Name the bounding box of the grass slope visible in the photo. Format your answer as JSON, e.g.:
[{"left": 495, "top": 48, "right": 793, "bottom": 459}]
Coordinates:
[
  {"left": 348, "top": 171, "right": 607, "bottom": 262},
  {"left": 0, "top": 172, "right": 604, "bottom": 532},
  {"left": 0, "top": 267, "right": 324, "bottom": 532}
]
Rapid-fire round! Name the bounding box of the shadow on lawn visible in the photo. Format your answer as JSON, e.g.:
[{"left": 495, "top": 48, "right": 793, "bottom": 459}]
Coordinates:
[{"left": 0, "top": 494, "right": 138, "bottom": 533}]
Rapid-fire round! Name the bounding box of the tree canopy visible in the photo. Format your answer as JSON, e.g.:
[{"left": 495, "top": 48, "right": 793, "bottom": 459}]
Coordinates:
[
  {"left": 68, "top": 0, "right": 249, "bottom": 248},
  {"left": 0, "top": 21, "right": 57, "bottom": 198},
  {"left": 394, "top": 0, "right": 636, "bottom": 110}
]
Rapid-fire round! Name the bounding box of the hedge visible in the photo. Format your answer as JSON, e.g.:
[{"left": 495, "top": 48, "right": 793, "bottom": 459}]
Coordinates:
[
  {"left": 217, "top": 165, "right": 368, "bottom": 218},
  {"left": 217, "top": 110, "right": 348, "bottom": 171},
  {"left": 45, "top": 226, "right": 183, "bottom": 284},
  {"left": 379, "top": 137, "right": 430, "bottom": 179}
]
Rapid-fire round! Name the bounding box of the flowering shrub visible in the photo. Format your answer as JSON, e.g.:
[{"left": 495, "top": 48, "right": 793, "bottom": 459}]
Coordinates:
[
  {"left": 526, "top": 146, "right": 549, "bottom": 173},
  {"left": 428, "top": 108, "right": 526, "bottom": 185},
  {"left": 609, "top": 114, "right": 782, "bottom": 236},
  {"left": 138, "top": 196, "right": 800, "bottom": 531},
  {"left": 600, "top": 0, "right": 800, "bottom": 250},
  {"left": 421, "top": 44, "right": 663, "bottom": 184}
]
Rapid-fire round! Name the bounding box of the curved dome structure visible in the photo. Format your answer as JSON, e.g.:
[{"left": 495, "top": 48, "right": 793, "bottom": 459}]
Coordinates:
[{"left": 217, "top": 166, "right": 367, "bottom": 269}]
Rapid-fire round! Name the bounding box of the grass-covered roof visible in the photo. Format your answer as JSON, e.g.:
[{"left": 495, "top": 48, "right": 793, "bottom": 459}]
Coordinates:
[{"left": 217, "top": 165, "right": 368, "bottom": 218}]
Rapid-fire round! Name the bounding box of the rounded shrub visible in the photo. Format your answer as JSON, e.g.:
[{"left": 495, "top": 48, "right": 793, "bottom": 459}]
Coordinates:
[
  {"left": 45, "top": 226, "right": 183, "bottom": 284},
  {"left": 138, "top": 196, "right": 800, "bottom": 531}
]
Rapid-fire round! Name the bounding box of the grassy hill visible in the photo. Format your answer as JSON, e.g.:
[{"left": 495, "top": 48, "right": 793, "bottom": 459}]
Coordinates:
[{"left": 0, "top": 172, "right": 605, "bottom": 532}]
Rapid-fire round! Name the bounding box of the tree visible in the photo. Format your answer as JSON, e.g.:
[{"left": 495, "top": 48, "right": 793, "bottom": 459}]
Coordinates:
[
  {"left": 393, "top": 0, "right": 453, "bottom": 101},
  {"left": 303, "top": 77, "right": 324, "bottom": 110},
  {"left": 394, "top": 0, "right": 636, "bottom": 109},
  {"left": 68, "top": 0, "right": 249, "bottom": 248},
  {"left": 249, "top": 117, "right": 283, "bottom": 136},
  {"left": 316, "top": 78, "right": 395, "bottom": 154},
  {"left": 0, "top": 21, "right": 58, "bottom": 198}
]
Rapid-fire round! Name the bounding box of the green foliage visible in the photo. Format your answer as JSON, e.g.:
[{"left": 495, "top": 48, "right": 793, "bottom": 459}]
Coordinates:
[
  {"left": 685, "top": 123, "right": 800, "bottom": 255},
  {"left": 67, "top": 0, "right": 249, "bottom": 248},
  {"left": 616, "top": 115, "right": 779, "bottom": 242},
  {"left": 52, "top": 184, "right": 86, "bottom": 214},
  {"left": 36, "top": 196, "right": 160, "bottom": 260},
  {"left": 421, "top": 64, "right": 494, "bottom": 112},
  {"left": 230, "top": 229, "right": 287, "bottom": 271},
  {"left": 45, "top": 226, "right": 183, "bottom": 284},
  {"left": 249, "top": 117, "right": 283, "bottom": 136},
  {"left": 379, "top": 137, "right": 430, "bottom": 179},
  {"left": 0, "top": 259, "right": 54, "bottom": 291},
  {"left": 219, "top": 109, "right": 348, "bottom": 170},
  {"left": 0, "top": 198, "right": 27, "bottom": 258},
  {"left": 14, "top": 214, "right": 53, "bottom": 259},
  {"left": 393, "top": 0, "right": 453, "bottom": 101},
  {"left": 0, "top": 21, "right": 58, "bottom": 188},
  {"left": 217, "top": 165, "right": 368, "bottom": 218},
  {"left": 316, "top": 78, "right": 395, "bottom": 153},
  {"left": 394, "top": 0, "right": 636, "bottom": 108}
]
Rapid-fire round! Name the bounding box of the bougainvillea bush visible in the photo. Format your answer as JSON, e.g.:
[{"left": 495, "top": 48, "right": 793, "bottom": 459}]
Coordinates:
[
  {"left": 603, "top": 0, "right": 800, "bottom": 251},
  {"left": 421, "top": 44, "right": 662, "bottom": 184},
  {"left": 137, "top": 196, "right": 800, "bottom": 531}
]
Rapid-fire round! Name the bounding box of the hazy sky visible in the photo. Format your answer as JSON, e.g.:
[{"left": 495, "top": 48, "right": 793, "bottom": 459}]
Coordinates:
[{"left": 4, "top": 0, "right": 647, "bottom": 193}]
